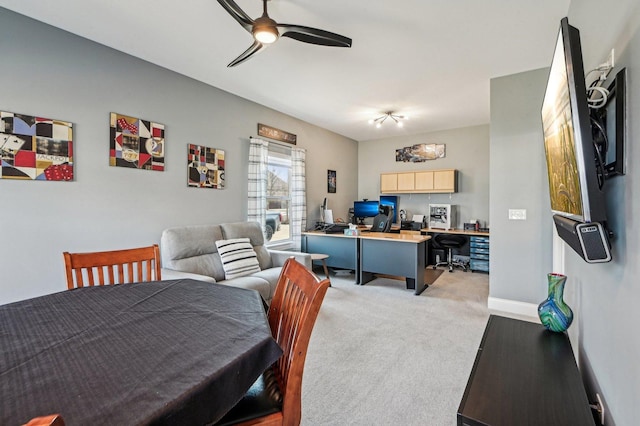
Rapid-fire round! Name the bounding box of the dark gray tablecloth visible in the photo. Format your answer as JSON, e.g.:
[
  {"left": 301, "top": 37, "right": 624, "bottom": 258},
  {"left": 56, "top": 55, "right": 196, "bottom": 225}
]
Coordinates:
[{"left": 0, "top": 279, "right": 282, "bottom": 425}]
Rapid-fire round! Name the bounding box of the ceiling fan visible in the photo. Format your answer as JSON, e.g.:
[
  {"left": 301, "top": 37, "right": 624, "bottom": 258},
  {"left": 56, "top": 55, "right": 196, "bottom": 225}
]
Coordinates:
[{"left": 217, "top": 0, "right": 352, "bottom": 67}]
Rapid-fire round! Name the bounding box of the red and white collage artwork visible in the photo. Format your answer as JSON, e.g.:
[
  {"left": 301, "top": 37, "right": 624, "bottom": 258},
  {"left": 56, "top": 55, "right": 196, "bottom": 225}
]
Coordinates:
[{"left": 0, "top": 111, "right": 73, "bottom": 181}]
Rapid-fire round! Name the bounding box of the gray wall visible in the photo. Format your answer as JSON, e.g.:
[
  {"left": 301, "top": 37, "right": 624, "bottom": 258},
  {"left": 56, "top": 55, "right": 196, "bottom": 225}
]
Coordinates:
[
  {"left": 565, "top": 2, "right": 640, "bottom": 425},
  {"left": 489, "top": 68, "right": 553, "bottom": 304},
  {"left": 490, "top": 2, "right": 640, "bottom": 424},
  {"left": 357, "top": 125, "right": 490, "bottom": 226},
  {"left": 0, "top": 8, "right": 357, "bottom": 305}
]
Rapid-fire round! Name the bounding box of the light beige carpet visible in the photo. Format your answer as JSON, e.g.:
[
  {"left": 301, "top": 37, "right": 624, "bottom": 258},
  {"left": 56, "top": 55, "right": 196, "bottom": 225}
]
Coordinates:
[{"left": 301, "top": 269, "right": 489, "bottom": 425}]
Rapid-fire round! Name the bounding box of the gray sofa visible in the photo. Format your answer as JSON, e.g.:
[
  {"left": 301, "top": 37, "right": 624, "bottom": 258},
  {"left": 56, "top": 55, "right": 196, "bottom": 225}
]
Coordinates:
[{"left": 160, "top": 221, "right": 312, "bottom": 304}]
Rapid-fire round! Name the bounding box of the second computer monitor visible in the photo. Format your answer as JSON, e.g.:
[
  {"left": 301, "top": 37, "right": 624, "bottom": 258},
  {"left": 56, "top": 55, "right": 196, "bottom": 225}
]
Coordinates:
[
  {"left": 353, "top": 200, "right": 379, "bottom": 224},
  {"left": 379, "top": 195, "right": 398, "bottom": 223}
]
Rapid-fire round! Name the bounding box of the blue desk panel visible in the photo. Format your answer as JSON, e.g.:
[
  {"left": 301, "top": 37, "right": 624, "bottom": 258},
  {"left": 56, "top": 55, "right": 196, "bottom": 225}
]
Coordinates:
[
  {"left": 359, "top": 237, "right": 427, "bottom": 295},
  {"left": 302, "top": 234, "right": 358, "bottom": 271}
]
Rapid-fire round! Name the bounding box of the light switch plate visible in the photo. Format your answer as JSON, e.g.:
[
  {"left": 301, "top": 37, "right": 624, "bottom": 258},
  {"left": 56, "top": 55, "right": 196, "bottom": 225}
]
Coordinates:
[{"left": 509, "top": 209, "right": 527, "bottom": 220}]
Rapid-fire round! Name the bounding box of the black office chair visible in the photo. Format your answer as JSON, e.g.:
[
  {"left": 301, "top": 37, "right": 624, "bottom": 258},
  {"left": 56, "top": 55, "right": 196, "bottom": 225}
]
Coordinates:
[
  {"left": 371, "top": 206, "right": 392, "bottom": 233},
  {"left": 433, "top": 234, "right": 467, "bottom": 272}
]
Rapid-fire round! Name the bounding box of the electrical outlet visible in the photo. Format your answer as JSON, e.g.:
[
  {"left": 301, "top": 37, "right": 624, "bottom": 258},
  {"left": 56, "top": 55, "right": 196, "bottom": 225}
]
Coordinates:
[{"left": 508, "top": 209, "right": 526, "bottom": 220}]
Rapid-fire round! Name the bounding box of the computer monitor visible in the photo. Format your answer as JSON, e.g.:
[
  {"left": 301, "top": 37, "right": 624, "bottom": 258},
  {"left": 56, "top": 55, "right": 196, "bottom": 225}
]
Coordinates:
[
  {"left": 353, "top": 200, "right": 379, "bottom": 225},
  {"left": 380, "top": 195, "right": 398, "bottom": 223}
]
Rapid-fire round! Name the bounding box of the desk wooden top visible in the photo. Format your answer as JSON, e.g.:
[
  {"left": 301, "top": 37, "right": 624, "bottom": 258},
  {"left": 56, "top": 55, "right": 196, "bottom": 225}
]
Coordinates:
[
  {"left": 422, "top": 228, "right": 490, "bottom": 237},
  {"left": 303, "top": 231, "right": 430, "bottom": 243},
  {"left": 360, "top": 232, "right": 431, "bottom": 243},
  {"left": 303, "top": 231, "right": 357, "bottom": 239}
]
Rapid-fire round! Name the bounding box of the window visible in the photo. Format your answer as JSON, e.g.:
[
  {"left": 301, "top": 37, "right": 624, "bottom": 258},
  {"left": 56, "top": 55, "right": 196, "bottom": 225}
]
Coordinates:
[{"left": 266, "top": 144, "right": 292, "bottom": 244}]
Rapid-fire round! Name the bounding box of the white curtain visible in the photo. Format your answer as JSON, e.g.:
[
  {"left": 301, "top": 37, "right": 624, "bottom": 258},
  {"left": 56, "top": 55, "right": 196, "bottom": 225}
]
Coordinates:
[
  {"left": 247, "top": 138, "right": 269, "bottom": 235},
  {"left": 290, "top": 147, "right": 306, "bottom": 251}
]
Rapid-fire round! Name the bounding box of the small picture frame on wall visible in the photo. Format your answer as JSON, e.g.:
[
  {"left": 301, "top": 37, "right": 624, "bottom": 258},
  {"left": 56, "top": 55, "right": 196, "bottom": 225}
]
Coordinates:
[
  {"left": 328, "top": 170, "right": 336, "bottom": 193},
  {"left": 109, "top": 112, "right": 165, "bottom": 171},
  {"left": 187, "top": 143, "right": 225, "bottom": 189},
  {"left": 0, "top": 111, "right": 74, "bottom": 181}
]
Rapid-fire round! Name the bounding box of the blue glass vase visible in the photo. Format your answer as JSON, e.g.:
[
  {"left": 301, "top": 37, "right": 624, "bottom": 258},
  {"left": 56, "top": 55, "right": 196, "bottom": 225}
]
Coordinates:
[{"left": 538, "top": 273, "right": 574, "bottom": 332}]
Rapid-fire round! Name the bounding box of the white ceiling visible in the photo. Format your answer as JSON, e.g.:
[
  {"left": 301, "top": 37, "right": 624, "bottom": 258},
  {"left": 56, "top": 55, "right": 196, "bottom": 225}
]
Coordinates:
[{"left": 0, "top": 0, "right": 571, "bottom": 141}]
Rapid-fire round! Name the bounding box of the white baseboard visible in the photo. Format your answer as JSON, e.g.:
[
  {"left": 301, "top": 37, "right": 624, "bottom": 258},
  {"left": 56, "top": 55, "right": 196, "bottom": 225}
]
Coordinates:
[{"left": 487, "top": 297, "right": 540, "bottom": 322}]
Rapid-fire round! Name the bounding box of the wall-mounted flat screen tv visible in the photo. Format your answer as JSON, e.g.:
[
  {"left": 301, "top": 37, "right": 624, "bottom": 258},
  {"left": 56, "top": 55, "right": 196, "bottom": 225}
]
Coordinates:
[
  {"left": 541, "top": 17, "right": 611, "bottom": 263},
  {"left": 541, "top": 17, "right": 607, "bottom": 224}
]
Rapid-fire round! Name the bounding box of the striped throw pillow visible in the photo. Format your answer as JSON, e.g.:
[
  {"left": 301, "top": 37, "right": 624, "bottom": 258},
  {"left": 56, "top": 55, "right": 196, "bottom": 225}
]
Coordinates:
[{"left": 215, "top": 238, "right": 261, "bottom": 280}]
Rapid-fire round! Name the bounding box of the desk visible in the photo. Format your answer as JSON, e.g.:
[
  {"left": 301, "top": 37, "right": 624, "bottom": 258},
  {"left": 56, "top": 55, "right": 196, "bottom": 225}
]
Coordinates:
[
  {"left": 458, "top": 315, "right": 594, "bottom": 425},
  {"left": 0, "top": 279, "right": 282, "bottom": 425},
  {"left": 302, "top": 232, "right": 359, "bottom": 280},
  {"left": 422, "top": 228, "right": 490, "bottom": 272},
  {"left": 359, "top": 232, "right": 431, "bottom": 295},
  {"left": 302, "top": 232, "right": 431, "bottom": 295},
  {"left": 421, "top": 228, "right": 490, "bottom": 237}
]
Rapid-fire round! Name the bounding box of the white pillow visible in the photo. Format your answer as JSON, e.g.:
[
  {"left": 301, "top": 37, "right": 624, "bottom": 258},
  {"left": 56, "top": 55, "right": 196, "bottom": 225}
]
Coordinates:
[{"left": 215, "top": 238, "right": 261, "bottom": 280}]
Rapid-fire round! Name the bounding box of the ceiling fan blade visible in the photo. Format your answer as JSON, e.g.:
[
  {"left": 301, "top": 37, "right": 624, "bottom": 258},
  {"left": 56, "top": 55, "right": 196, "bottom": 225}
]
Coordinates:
[
  {"left": 217, "top": 0, "right": 254, "bottom": 32},
  {"left": 278, "top": 24, "right": 352, "bottom": 48},
  {"left": 228, "top": 41, "right": 267, "bottom": 67}
]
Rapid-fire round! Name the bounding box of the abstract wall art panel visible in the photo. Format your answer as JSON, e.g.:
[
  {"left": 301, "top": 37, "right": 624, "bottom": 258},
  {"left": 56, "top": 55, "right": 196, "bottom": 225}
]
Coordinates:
[
  {"left": 109, "top": 112, "right": 165, "bottom": 171},
  {"left": 187, "top": 144, "right": 225, "bottom": 189},
  {"left": 395, "top": 143, "right": 446, "bottom": 162},
  {"left": 0, "top": 111, "right": 73, "bottom": 181}
]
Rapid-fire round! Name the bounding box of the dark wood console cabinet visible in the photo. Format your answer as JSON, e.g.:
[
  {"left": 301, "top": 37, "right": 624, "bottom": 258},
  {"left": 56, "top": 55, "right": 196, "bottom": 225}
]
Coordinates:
[{"left": 457, "top": 315, "right": 595, "bottom": 425}]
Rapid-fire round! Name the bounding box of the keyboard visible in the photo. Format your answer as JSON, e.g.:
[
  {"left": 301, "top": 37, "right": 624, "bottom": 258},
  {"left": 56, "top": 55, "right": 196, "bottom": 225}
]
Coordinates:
[{"left": 323, "top": 223, "right": 350, "bottom": 233}]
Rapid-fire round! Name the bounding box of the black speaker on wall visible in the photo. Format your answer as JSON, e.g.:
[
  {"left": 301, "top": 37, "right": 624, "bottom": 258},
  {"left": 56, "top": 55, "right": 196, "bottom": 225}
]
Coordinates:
[{"left": 553, "top": 215, "right": 611, "bottom": 263}]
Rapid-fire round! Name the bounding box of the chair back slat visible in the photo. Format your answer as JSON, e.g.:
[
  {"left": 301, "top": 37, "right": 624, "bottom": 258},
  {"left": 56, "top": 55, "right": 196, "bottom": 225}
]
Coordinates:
[
  {"left": 144, "top": 260, "right": 152, "bottom": 281},
  {"left": 23, "top": 414, "right": 65, "bottom": 426},
  {"left": 63, "top": 245, "right": 161, "bottom": 289},
  {"left": 75, "top": 269, "right": 85, "bottom": 287},
  {"left": 267, "top": 258, "right": 329, "bottom": 425},
  {"left": 97, "top": 267, "right": 105, "bottom": 286}
]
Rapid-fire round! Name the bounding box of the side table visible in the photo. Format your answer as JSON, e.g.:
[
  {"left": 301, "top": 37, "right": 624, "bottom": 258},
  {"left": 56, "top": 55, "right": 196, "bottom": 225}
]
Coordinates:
[
  {"left": 310, "top": 253, "right": 331, "bottom": 286},
  {"left": 457, "top": 315, "right": 595, "bottom": 425}
]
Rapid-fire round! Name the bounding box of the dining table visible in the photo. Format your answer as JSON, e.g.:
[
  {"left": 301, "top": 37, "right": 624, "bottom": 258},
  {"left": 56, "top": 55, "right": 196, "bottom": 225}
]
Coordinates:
[{"left": 0, "top": 279, "right": 283, "bottom": 425}]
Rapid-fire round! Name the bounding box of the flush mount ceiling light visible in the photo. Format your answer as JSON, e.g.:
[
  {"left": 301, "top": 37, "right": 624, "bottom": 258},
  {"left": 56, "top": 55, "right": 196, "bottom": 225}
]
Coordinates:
[{"left": 368, "top": 112, "right": 409, "bottom": 128}]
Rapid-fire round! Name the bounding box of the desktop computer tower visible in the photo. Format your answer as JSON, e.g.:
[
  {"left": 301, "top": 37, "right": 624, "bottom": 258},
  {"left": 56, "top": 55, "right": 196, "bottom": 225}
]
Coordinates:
[{"left": 429, "top": 204, "right": 456, "bottom": 230}]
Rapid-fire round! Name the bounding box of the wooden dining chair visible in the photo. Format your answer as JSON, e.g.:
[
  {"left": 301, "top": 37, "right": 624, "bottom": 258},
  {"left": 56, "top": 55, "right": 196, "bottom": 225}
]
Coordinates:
[
  {"left": 63, "top": 244, "right": 162, "bottom": 289},
  {"left": 23, "top": 414, "right": 65, "bottom": 426},
  {"left": 216, "top": 258, "right": 330, "bottom": 426}
]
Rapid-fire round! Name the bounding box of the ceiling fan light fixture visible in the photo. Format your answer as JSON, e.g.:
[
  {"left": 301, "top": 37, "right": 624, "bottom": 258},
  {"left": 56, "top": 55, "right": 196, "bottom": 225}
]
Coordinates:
[
  {"left": 252, "top": 15, "right": 279, "bottom": 44},
  {"left": 218, "top": 0, "right": 352, "bottom": 66},
  {"left": 253, "top": 26, "right": 278, "bottom": 44}
]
